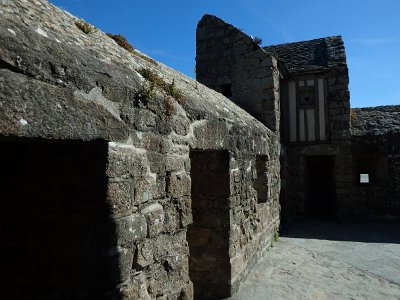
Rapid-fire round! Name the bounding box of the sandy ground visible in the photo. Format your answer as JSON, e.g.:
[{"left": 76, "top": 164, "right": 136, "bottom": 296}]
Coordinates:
[{"left": 229, "top": 221, "right": 400, "bottom": 300}]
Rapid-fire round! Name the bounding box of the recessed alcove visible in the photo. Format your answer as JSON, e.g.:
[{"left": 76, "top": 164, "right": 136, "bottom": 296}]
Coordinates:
[
  {"left": 254, "top": 155, "right": 268, "bottom": 204},
  {"left": 188, "top": 150, "right": 231, "bottom": 299},
  {"left": 0, "top": 137, "right": 121, "bottom": 299}
]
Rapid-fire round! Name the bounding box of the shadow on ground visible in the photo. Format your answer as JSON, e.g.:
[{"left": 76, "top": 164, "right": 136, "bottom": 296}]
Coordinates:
[
  {"left": 281, "top": 219, "right": 400, "bottom": 244},
  {"left": 229, "top": 219, "right": 400, "bottom": 299}
]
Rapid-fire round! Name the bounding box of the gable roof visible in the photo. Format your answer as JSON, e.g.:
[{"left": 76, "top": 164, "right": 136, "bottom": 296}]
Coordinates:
[{"left": 264, "top": 36, "right": 346, "bottom": 74}]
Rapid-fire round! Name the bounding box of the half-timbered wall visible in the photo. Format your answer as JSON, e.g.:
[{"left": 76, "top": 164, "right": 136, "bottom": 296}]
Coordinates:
[{"left": 286, "top": 75, "right": 328, "bottom": 143}]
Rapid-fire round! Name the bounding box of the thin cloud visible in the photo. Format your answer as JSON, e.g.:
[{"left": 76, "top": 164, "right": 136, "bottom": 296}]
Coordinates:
[
  {"left": 350, "top": 38, "right": 398, "bottom": 45},
  {"left": 238, "top": 0, "right": 294, "bottom": 42}
]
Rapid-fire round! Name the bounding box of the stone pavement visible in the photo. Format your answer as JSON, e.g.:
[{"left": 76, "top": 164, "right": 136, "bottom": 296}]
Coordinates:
[{"left": 228, "top": 221, "right": 400, "bottom": 300}]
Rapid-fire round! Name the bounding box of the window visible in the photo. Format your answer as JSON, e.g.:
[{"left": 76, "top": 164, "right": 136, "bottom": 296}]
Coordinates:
[
  {"left": 254, "top": 155, "right": 268, "bottom": 203},
  {"left": 299, "top": 88, "right": 315, "bottom": 106}
]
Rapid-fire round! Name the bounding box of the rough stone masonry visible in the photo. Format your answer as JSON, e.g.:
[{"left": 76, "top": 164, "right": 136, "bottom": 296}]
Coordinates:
[
  {"left": 196, "top": 14, "right": 400, "bottom": 222},
  {"left": 0, "top": 1, "right": 280, "bottom": 299},
  {"left": 1, "top": 1, "right": 399, "bottom": 299}
]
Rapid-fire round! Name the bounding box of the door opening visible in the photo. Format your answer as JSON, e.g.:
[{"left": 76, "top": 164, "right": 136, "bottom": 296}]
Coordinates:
[{"left": 305, "top": 155, "right": 336, "bottom": 218}]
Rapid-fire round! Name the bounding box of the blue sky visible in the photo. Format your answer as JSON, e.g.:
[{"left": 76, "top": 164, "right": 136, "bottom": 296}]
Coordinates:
[{"left": 49, "top": 0, "right": 400, "bottom": 108}]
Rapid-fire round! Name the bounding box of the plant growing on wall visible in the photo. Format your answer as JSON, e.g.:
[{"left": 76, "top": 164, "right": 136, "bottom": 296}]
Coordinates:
[
  {"left": 138, "top": 68, "right": 183, "bottom": 101},
  {"left": 134, "top": 82, "right": 156, "bottom": 106},
  {"left": 136, "top": 67, "right": 184, "bottom": 115},
  {"left": 75, "top": 19, "right": 95, "bottom": 34},
  {"left": 107, "top": 33, "right": 157, "bottom": 65},
  {"left": 252, "top": 36, "right": 263, "bottom": 46},
  {"left": 106, "top": 33, "right": 135, "bottom": 52},
  {"left": 350, "top": 110, "right": 358, "bottom": 122}
]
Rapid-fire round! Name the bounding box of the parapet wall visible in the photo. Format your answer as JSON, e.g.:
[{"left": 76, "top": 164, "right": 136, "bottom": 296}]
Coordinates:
[
  {"left": 0, "top": 1, "right": 280, "bottom": 299},
  {"left": 351, "top": 106, "right": 400, "bottom": 219},
  {"left": 196, "top": 15, "right": 281, "bottom": 133}
]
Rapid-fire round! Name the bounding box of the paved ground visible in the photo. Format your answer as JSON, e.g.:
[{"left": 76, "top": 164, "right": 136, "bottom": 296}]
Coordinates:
[{"left": 229, "top": 220, "right": 400, "bottom": 300}]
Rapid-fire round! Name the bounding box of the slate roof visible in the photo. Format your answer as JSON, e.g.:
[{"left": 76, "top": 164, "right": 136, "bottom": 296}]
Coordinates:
[
  {"left": 264, "top": 36, "right": 345, "bottom": 74},
  {"left": 351, "top": 105, "right": 400, "bottom": 136}
]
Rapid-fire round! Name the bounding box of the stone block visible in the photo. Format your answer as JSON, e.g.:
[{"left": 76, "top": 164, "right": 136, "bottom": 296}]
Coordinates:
[
  {"left": 107, "top": 148, "right": 147, "bottom": 179},
  {"left": 172, "top": 115, "right": 190, "bottom": 136},
  {"left": 120, "top": 273, "right": 151, "bottom": 300},
  {"left": 106, "top": 246, "right": 134, "bottom": 283},
  {"left": 135, "top": 109, "right": 157, "bottom": 131},
  {"left": 168, "top": 173, "right": 191, "bottom": 198},
  {"left": 142, "top": 203, "right": 165, "bottom": 237},
  {"left": 115, "top": 213, "right": 147, "bottom": 247},
  {"left": 145, "top": 263, "right": 170, "bottom": 298},
  {"left": 147, "top": 152, "right": 167, "bottom": 176},
  {"left": 138, "top": 132, "right": 173, "bottom": 153},
  {"left": 179, "top": 281, "right": 194, "bottom": 300},
  {"left": 107, "top": 179, "right": 134, "bottom": 215},
  {"left": 166, "top": 155, "right": 186, "bottom": 173},
  {"left": 178, "top": 197, "right": 193, "bottom": 227},
  {"left": 163, "top": 200, "right": 180, "bottom": 233},
  {"left": 145, "top": 256, "right": 190, "bottom": 298},
  {"left": 135, "top": 176, "right": 165, "bottom": 204},
  {"left": 134, "top": 231, "right": 188, "bottom": 269},
  {"left": 193, "top": 121, "right": 228, "bottom": 149}
]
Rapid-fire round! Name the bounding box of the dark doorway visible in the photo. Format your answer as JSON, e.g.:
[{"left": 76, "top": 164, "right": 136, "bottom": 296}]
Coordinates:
[
  {"left": 0, "top": 137, "right": 121, "bottom": 299},
  {"left": 188, "top": 150, "right": 231, "bottom": 299},
  {"left": 305, "top": 156, "right": 336, "bottom": 218}
]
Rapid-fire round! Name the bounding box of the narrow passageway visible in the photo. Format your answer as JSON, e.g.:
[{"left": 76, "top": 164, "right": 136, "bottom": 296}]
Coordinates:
[{"left": 228, "top": 221, "right": 400, "bottom": 300}]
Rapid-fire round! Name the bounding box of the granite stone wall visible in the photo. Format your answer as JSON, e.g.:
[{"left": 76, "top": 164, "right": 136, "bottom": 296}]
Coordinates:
[
  {"left": 0, "top": 1, "right": 280, "bottom": 299},
  {"left": 351, "top": 106, "right": 400, "bottom": 219},
  {"left": 196, "top": 15, "right": 281, "bottom": 133},
  {"left": 195, "top": 16, "right": 281, "bottom": 292},
  {"left": 352, "top": 134, "right": 400, "bottom": 219},
  {"left": 195, "top": 14, "right": 356, "bottom": 221},
  {"left": 325, "top": 37, "right": 354, "bottom": 218}
]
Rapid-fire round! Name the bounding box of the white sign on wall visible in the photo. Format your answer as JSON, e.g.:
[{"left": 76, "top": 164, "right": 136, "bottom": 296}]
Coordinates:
[{"left": 360, "top": 173, "right": 369, "bottom": 183}]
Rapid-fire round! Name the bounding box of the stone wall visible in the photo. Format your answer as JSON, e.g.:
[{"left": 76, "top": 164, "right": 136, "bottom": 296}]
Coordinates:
[
  {"left": 195, "top": 16, "right": 281, "bottom": 292},
  {"left": 229, "top": 150, "right": 281, "bottom": 293},
  {"left": 351, "top": 106, "right": 400, "bottom": 219},
  {"left": 196, "top": 15, "right": 281, "bottom": 133},
  {"left": 351, "top": 134, "right": 400, "bottom": 219},
  {"left": 195, "top": 14, "right": 356, "bottom": 221},
  {"left": 324, "top": 37, "right": 353, "bottom": 218},
  {"left": 0, "top": 1, "right": 280, "bottom": 299}
]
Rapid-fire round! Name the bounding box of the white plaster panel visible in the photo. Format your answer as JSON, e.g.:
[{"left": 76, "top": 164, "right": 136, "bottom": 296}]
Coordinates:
[{"left": 288, "top": 81, "right": 297, "bottom": 142}]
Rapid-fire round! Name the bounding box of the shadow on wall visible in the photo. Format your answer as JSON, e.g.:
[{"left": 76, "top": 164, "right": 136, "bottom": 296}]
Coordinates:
[
  {"left": 0, "top": 137, "right": 123, "bottom": 299},
  {"left": 281, "top": 220, "right": 400, "bottom": 244},
  {"left": 188, "top": 150, "right": 231, "bottom": 299}
]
